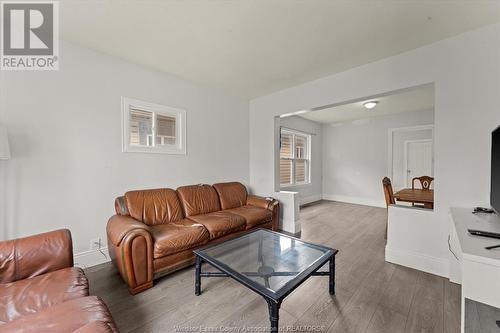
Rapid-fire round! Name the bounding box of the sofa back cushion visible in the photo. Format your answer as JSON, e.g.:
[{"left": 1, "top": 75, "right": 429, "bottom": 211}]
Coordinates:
[
  {"left": 124, "top": 188, "right": 184, "bottom": 226},
  {"left": 213, "top": 182, "right": 248, "bottom": 210},
  {"left": 176, "top": 184, "right": 221, "bottom": 217}
]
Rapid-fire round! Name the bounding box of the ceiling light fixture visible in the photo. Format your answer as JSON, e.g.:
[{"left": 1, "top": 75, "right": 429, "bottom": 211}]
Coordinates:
[
  {"left": 363, "top": 101, "right": 378, "bottom": 109},
  {"left": 294, "top": 110, "right": 309, "bottom": 115}
]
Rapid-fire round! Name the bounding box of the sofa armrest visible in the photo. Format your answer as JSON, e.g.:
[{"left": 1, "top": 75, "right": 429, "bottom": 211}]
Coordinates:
[
  {"left": 247, "top": 195, "right": 280, "bottom": 231},
  {"left": 107, "top": 215, "right": 150, "bottom": 247},
  {"left": 0, "top": 229, "right": 73, "bottom": 284},
  {"left": 106, "top": 215, "right": 154, "bottom": 294},
  {"left": 247, "top": 195, "right": 278, "bottom": 210}
]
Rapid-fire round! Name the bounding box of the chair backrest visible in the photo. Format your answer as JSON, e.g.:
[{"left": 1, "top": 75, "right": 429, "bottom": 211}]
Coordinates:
[
  {"left": 412, "top": 176, "right": 434, "bottom": 190},
  {"left": 382, "top": 177, "right": 395, "bottom": 207}
]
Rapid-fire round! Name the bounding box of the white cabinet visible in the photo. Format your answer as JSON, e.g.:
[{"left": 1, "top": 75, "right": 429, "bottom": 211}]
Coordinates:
[{"left": 450, "top": 208, "right": 500, "bottom": 332}]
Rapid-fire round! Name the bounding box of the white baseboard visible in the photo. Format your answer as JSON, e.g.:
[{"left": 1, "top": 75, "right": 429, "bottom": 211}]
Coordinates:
[
  {"left": 385, "top": 246, "right": 449, "bottom": 278},
  {"left": 322, "top": 194, "right": 386, "bottom": 208},
  {"left": 73, "top": 247, "right": 110, "bottom": 269},
  {"left": 300, "top": 194, "right": 323, "bottom": 205}
]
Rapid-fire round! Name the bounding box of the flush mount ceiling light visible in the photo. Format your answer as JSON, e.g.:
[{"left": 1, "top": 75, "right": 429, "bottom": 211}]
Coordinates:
[
  {"left": 294, "top": 110, "right": 309, "bottom": 115},
  {"left": 363, "top": 101, "right": 378, "bottom": 109}
]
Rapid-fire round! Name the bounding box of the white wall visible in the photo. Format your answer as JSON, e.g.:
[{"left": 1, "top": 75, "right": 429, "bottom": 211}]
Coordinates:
[
  {"left": 279, "top": 115, "right": 323, "bottom": 205},
  {"left": 0, "top": 41, "right": 250, "bottom": 266},
  {"left": 322, "top": 109, "right": 434, "bottom": 207},
  {"left": 249, "top": 23, "right": 500, "bottom": 277}
]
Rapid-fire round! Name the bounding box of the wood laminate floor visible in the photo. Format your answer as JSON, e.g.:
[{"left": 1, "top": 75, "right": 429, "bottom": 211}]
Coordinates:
[{"left": 85, "top": 201, "right": 461, "bottom": 333}]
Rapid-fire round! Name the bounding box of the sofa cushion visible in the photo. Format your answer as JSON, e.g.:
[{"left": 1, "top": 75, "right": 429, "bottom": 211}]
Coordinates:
[
  {"left": 151, "top": 219, "right": 210, "bottom": 258},
  {"left": 213, "top": 182, "right": 248, "bottom": 210},
  {"left": 187, "top": 211, "right": 246, "bottom": 240},
  {"left": 176, "top": 184, "right": 221, "bottom": 217},
  {"left": 124, "top": 188, "right": 184, "bottom": 226},
  {"left": 0, "top": 267, "right": 89, "bottom": 324},
  {"left": 0, "top": 296, "right": 117, "bottom": 333},
  {"left": 225, "top": 205, "right": 273, "bottom": 230}
]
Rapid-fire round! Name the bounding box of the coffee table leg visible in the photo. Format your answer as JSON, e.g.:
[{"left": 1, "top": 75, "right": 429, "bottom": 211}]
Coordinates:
[
  {"left": 266, "top": 299, "right": 281, "bottom": 332},
  {"left": 329, "top": 255, "right": 335, "bottom": 295},
  {"left": 195, "top": 255, "right": 202, "bottom": 296}
]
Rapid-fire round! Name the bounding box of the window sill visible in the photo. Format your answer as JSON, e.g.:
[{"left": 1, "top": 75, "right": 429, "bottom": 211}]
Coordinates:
[{"left": 280, "top": 183, "right": 312, "bottom": 190}]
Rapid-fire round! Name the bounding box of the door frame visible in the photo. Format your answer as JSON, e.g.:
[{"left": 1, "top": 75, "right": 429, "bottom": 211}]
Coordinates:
[
  {"left": 404, "top": 139, "right": 434, "bottom": 188},
  {"left": 387, "top": 124, "right": 434, "bottom": 187}
]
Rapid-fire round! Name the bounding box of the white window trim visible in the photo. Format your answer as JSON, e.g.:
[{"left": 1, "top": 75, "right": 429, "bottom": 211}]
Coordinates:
[
  {"left": 122, "top": 97, "right": 187, "bottom": 155},
  {"left": 280, "top": 128, "right": 312, "bottom": 188}
]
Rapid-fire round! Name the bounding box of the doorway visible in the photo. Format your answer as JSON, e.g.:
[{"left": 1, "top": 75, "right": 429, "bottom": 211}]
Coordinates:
[{"left": 404, "top": 139, "right": 433, "bottom": 188}]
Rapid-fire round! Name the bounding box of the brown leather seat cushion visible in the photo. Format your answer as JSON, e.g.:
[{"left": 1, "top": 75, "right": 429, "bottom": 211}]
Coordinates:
[
  {"left": 188, "top": 211, "right": 246, "bottom": 240},
  {"left": 0, "top": 267, "right": 89, "bottom": 324},
  {"left": 151, "top": 219, "right": 210, "bottom": 258},
  {"left": 0, "top": 296, "right": 117, "bottom": 333},
  {"left": 224, "top": 205, "right": 273, "bottom": 230}
]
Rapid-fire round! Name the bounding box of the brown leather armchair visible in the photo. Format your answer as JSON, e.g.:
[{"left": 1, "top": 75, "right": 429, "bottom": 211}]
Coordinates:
[
  {"left": 0, "top": 229, "right": 118, "bottom": 333},
  {"left": 107, "top": 182, "right": 279, "bottom": 294}
]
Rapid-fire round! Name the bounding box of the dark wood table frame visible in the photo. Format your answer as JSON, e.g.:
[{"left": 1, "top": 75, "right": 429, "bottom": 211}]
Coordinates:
[
  {"left": 394, "top": 188, "right": 434, "bottom": 209},
  {"left": 193, "top": 229, "right": 338, "bottom": 332}
]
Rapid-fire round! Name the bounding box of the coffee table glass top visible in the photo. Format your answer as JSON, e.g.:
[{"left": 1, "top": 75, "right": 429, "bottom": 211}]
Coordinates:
[{"left": 194, "top": 229, "right": 335, "bottom": 297}]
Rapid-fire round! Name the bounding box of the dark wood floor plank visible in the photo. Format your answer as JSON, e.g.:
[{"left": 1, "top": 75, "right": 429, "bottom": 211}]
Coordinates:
[
  {"left": 444, "top": 282, "right": 461, "bottom": 333},
  {"left": 476, "top": 301, "right": 500, "bottom": 333},
  {"left": 378, "top": 265, "right": 420, "bottom": 316},
  {"left": 404, "top": 271, "right": 445, "bottom": 333},
  {"left": 365, "top": 305, "right": 407, "bottom": 333}
]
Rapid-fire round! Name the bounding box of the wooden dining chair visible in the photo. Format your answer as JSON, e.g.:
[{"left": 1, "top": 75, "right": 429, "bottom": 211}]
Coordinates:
[
  {"left": 382, "top": 177, "right": 395, "bottom": 239},
  {"left": 382, "top": 177, "right": 395, "bottom": 207},
  {"left": 412, "top": 176, "right": 434, "bottom": 190}
]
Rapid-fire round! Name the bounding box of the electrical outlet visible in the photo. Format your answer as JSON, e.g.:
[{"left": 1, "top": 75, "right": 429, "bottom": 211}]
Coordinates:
[{"left": 90, "top": 237, "right": 102, "bottom": 250}]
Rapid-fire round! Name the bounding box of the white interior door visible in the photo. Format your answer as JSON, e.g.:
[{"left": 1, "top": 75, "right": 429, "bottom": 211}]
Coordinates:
[{"left": 405, "top": 140, "right": 433, "bottom": 188}]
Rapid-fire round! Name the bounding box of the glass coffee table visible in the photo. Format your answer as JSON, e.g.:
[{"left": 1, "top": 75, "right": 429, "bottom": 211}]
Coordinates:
[{"left": 193, "top": 229, "right": 338, "bottom": 331}]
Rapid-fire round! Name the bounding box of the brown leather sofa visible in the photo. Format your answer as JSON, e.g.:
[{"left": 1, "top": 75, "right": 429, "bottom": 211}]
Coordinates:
[
  {"left": 0, "top": 229, "right": 118, "bottom": 333},
  {"left": 107, "top": 182, "right": 279, "bottom": 294}
]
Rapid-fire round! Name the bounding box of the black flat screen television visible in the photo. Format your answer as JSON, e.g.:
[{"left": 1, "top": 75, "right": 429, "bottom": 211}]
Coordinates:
[{"left": 492, "top": 126, "right": 500, "bottom": 213}]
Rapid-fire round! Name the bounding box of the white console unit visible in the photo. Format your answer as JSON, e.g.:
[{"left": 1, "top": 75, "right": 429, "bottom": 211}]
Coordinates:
[{"left": 449, "top": 207, "right": 500, "bottom": 332}]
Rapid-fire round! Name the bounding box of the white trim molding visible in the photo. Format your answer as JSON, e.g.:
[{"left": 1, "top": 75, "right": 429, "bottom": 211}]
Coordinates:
[
  {"left": 385, "top": 245, "right": 449, "bottom": 278},
  {"left": 74, "top": 247, "right": 110, "bottom": 269},
  {"left": 299, "top": 194, "right": 323, "bottom": 206}
]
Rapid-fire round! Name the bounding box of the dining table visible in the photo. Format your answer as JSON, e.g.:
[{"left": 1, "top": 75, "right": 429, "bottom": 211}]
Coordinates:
[{"left": 393, "top": 188, "right": 434, "bottom": 209}]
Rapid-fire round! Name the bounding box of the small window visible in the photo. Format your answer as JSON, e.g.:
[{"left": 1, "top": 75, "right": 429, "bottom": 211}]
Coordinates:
[
  {"left": 122, "top": 97, "right": 186, "bottom": 154},
  {"left": 280, "top": 128, "right": 311, "bottom": 187}
]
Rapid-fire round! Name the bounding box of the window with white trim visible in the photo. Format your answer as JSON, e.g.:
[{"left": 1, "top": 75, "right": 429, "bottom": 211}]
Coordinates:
[
  {"left": 280, "top": 128, "right": 311, "bottom": 187},
  {"left": 122, "top": 97, "right": 186, "bottom": 154}
]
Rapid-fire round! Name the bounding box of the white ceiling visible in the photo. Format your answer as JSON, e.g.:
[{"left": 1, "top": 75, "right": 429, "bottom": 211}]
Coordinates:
[
  {"left": 298, "top": 85, "right": 434, "bottom": 124},
  {"left": 60, "top": 1, "right": 500, "bottom": 99}
]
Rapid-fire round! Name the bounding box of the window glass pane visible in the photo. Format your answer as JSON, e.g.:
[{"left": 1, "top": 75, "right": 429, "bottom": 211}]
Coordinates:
[
  {"left": 296, "top": 160, "right": 307, "bottom": 183},
  {"left": 156, "top": 114, "right": 176, "bottom": 146},
  {"left": 295, "top": 135, "right": 307, "bottom": 159},
  {"left": 280, "top": 132, "right": 292, "bottom": 158},
  {"left": 130, "top": 109, "right": 153, "bottom": 146},
  {"left": 280, "top": 159, "right": 292, "bottom": 185}
]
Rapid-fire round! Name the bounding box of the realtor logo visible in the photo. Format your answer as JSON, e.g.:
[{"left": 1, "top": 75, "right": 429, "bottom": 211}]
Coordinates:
[{"left": 1, "top": 1, "right": 59, "bottom": 70}]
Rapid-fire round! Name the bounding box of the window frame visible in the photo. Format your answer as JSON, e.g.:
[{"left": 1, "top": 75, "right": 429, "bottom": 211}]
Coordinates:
[
  {"left": 122, "top": 97, "right": 186, "bottom": 155},
  {"left": 280, "top": 128, "right": 311, "bottom": 188}
]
